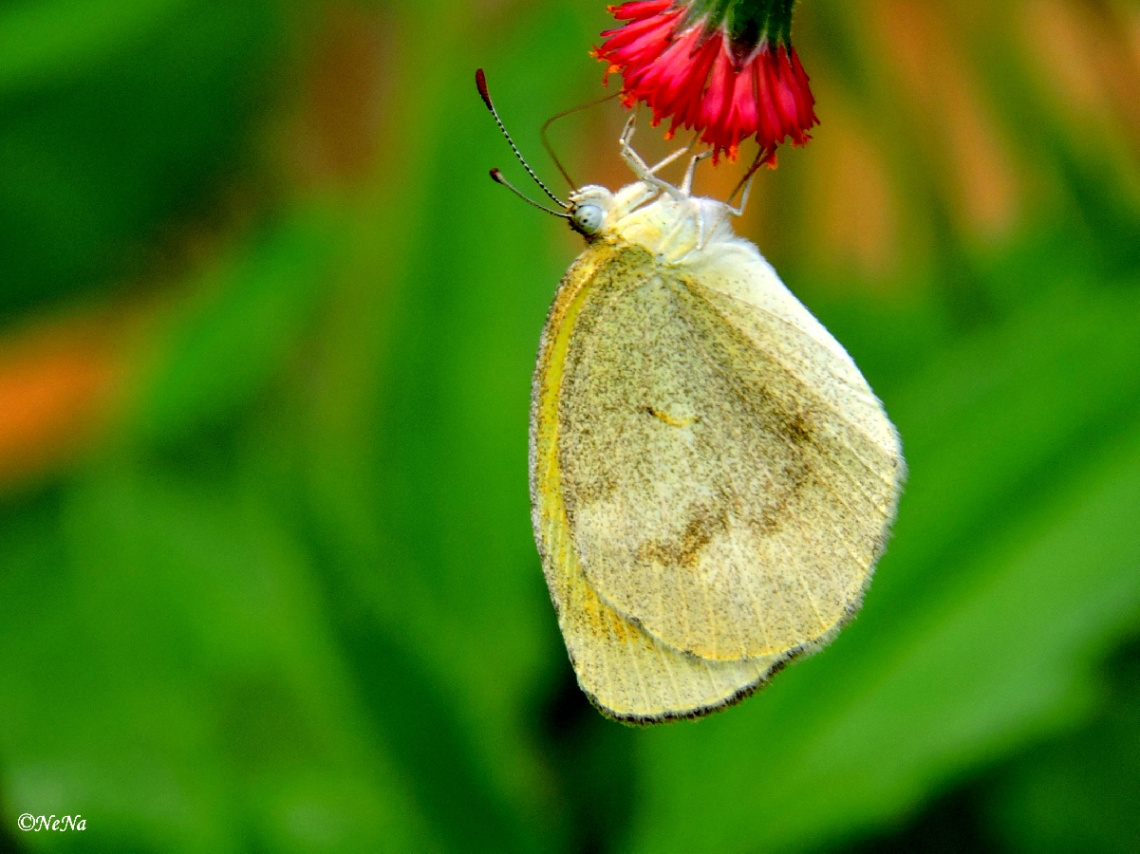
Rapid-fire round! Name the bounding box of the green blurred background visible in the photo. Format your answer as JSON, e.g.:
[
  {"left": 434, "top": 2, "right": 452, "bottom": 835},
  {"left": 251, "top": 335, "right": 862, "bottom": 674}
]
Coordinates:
[{"left": 0, "top": 0, "right": 1138, "bottom": 851}]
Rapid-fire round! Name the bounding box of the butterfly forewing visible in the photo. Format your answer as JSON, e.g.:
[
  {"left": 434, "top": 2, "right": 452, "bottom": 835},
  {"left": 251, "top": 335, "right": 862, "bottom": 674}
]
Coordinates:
[{"left": 542, "top": 239, "right": 902, "bottom": 664}]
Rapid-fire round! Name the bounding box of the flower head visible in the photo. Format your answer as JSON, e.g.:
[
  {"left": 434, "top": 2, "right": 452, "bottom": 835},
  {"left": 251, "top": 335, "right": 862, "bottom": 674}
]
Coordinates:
[{"left": 594, "top": 0, "right": 819, "bottom": 163}]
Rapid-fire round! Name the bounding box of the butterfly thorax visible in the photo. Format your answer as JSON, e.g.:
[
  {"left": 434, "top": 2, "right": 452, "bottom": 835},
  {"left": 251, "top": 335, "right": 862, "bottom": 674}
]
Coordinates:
[{"left": 569, "top": 182, "right": 743, "bottom": 267}]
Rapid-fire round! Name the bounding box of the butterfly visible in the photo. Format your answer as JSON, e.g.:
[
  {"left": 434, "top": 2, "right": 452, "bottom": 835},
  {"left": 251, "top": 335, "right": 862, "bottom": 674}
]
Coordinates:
[{"left": 478, "top": 70, "right": 904, "bottom": 724}]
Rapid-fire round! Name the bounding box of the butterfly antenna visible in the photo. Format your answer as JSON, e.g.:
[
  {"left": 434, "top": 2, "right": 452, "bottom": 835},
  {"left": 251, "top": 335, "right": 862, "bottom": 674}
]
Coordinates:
[
  {"left": 476, "top": 69, "right": 567, "bottom": 209},
  {"left": 489, "top": 169, "right": 570, "bottom": 219},
  {"left": 541, "top": 91, "right": 620, "bottom": 190}
]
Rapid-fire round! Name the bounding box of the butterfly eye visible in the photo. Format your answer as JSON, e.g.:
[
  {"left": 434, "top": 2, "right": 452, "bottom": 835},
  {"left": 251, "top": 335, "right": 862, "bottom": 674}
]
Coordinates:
[{"left": 572, "top": 204, "right": 605, "bottom": 236}]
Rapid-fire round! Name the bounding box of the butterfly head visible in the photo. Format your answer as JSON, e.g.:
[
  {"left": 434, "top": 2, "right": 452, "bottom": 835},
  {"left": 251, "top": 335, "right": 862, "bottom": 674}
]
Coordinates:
[
  {"left": 568, "top": 182, "right": 667, "bottom": 241},
  {"left": 567, "top": 187, "right": 613, "bottom": 239}
]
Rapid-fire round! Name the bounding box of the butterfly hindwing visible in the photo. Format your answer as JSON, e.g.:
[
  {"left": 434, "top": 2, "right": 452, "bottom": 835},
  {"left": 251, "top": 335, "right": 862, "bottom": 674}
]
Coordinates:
[{"left": 530, "top": 243, "right": 785, "bottom": 721}]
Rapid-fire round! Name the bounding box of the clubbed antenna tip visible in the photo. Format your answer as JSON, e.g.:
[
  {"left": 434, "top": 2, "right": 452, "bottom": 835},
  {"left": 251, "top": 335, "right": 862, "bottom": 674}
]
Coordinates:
[{"left": 475, "top": 68, "right": 492, "bottom": 110}]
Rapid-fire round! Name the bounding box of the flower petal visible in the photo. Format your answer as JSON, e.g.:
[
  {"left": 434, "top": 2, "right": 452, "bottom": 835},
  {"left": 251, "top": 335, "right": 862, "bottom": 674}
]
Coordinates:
[{"left": 595, "top": 0, "right": 819, "bottom": 164}]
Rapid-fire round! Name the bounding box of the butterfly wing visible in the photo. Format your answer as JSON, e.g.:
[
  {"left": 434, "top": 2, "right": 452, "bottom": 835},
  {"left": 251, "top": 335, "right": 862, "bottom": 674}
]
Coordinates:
[
  {"left": 553, "top": 238, "right": 904, "bottom": 662},
  {"left": 531, "top": 243, "right": 782, "bottom": 721}
]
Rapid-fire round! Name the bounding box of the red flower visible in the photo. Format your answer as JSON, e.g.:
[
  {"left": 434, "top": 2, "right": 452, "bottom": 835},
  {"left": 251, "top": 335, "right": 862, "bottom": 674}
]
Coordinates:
[{"left": 594, "top": 0, "right": 819, "bottom": 163}]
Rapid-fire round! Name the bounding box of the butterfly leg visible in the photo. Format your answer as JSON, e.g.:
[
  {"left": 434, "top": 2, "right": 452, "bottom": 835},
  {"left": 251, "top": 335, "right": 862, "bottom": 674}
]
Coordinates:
[
  {"left": 680, "top": 151, "right": 713, "bottom": 196},
  {"left": 668, "top": 211, "right": 705, "bottom": 263},
  {"left": 619, "top": 111, "right": 639, "bottom": 147},
  {"left": 727, "top": 145, "right": 773, "bottom": 214},
  {"left": 728, "top": 173, "right": 756, "bottom": 217},
  {"left": 619, "top": 113, "right": 692, "bottom": 173},
  {"left": 618, "top": 115, "right": 687, "bottom": 199},
  {"left": 648, "top": 146, "right": 693, "bottom": 176},
  {"left": 621, "top": 146, "right": 684, "bottom": 200},
  {"left": 649, "top": 133, "right": 698, "bottom": 176},
  {"left": 617, "top": 118, "right": 654, "bottom": 178},
  {"left": 655, "top": 198, "right": 710, "bottom": 263},
  {"left": 654, "top": 217, "right": 690, "bottom": 265}
]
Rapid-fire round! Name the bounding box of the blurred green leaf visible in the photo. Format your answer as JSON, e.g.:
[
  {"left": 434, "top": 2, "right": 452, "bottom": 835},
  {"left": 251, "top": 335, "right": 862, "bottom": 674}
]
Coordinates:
[
  {"left": 0, "top": 0, "right": 283, "bottom": 317},
  {"left": 984, "top": 645, "right": 1140, "bottom": 854},
  {"left": 0, "top": 0, "right": 191, "bottom": 95},
  {"left": 132, "top": 210, "right": 342, "bottom": 445},
  {"left": 0, "top": 456, "right": 442, "bottom": 853}
]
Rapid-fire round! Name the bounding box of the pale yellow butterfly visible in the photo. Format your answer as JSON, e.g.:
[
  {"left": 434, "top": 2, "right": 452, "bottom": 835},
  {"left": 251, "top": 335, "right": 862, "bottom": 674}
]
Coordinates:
[{"left": 478, "top": 71, "right": 904, "bottom": 724}]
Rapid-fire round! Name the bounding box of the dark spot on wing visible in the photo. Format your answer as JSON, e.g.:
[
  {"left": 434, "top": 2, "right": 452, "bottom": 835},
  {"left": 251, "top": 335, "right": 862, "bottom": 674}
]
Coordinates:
[
  {"left": 642, "top": 405, "right": 700, "bottom": 428},
  {"left": 638, "top": 506, "right": 729, "bottom": 569},
  {"left": 783, "top": 409, "right": 813, "bottom": 446}
]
